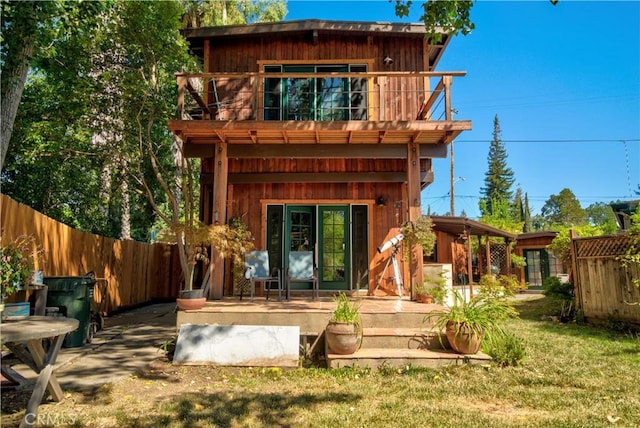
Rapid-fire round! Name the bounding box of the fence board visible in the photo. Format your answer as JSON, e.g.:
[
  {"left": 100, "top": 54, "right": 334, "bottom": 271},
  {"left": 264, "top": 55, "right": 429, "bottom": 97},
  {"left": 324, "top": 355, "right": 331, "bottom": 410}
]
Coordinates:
[
  {"left": 574, "top": 234, "right": 640, "bottom": 324},
  {"left": 1, "top": 194, "right": 180, "bottom": 313}
]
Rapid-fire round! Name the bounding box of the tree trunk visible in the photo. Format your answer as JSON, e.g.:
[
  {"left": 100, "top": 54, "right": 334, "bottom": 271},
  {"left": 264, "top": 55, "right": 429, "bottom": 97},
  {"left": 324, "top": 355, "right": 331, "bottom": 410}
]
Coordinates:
[
  {"left": 1, "top": 34, "right": 34, "bottom": 170},
  {"left": 120, "top": 177, "right": 131, "bottom": 240}
]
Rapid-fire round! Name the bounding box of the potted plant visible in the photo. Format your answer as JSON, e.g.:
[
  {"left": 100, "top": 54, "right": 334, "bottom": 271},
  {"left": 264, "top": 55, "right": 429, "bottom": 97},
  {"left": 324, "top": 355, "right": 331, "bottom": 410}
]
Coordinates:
[
  {"left": 425, "top": 290, "right": 518, "bottom": 354},
  {"left": 1, "top": 235, "right": 38, "bottom": 317},
  {"left": 401, "top": 216, "right": 437, "bottom": 297},
  {"left": 168, "top": 218, "right": 254, "bottom": 310},
  {"left": 415, "top": 270, "right": 448, "bottom": 304},
  {"left": 325, "top": 292, "right": 362, "bottom": 355}
]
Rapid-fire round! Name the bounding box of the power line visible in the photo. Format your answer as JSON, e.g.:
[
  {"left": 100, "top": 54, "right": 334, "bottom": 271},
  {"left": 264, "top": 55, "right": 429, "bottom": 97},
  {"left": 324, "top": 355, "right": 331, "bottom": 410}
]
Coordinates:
[{"left": 456, "top": 139, "right": 640, "bottom": 143}]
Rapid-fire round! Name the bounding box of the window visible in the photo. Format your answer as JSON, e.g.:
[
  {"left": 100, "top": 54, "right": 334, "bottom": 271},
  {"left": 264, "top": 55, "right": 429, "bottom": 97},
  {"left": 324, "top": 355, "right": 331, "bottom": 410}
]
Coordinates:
[{"left": 264, "top": 64, "right": 368, "bottom": 121}]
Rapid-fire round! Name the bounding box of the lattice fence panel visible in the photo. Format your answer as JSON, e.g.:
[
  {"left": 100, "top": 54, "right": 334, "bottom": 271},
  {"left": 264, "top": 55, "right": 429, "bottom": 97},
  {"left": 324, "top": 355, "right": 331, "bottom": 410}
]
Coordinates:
[
  {"left": 576, "top": 235, "right": 632, "bottom": 258},
  {"left": 490, "top": 243, "right": 508, "bottom": 272}
]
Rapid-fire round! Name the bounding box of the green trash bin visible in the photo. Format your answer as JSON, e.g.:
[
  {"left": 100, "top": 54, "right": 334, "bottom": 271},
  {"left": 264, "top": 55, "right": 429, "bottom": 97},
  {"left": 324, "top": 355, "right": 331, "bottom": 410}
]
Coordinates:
[{"left": 44, "top": 276, "right": 96, "bottom": 348}]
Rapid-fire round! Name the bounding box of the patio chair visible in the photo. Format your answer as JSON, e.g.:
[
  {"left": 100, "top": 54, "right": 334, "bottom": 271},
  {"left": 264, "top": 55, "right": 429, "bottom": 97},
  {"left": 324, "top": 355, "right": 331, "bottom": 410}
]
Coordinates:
[
  {"left": 244, "top": 250, "right": 282, "bottom": 301},
  {"left": 286, "top": 251, "right": 319, "bottom": 300}
]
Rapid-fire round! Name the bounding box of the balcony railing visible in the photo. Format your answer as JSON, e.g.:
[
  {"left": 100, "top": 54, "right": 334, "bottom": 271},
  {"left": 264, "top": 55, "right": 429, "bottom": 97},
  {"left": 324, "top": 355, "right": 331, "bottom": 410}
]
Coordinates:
[{"left": 176, "top": 71, "right": 466, "bottom": 123}]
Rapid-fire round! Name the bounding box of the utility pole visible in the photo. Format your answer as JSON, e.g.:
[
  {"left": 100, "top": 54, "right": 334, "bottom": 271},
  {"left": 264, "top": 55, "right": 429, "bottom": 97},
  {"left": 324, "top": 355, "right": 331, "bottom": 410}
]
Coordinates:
[
  {"left": 450, "top": 140, "right": 455, "bottom": 216},
  {"left": 450, "top": 140, "right": 465, "bottom": 216}
]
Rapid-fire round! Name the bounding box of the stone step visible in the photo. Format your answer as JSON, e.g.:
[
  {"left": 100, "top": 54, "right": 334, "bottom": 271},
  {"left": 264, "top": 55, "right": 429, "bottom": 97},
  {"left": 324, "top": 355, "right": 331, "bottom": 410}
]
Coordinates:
[
  {"left": 359, "top": 312, "right": 435, "bottom": 330},
  {"left": 360, "top": 327, "right": 446, "bottom": 350},
  {"left": 326, "top": 347, "right": 492, "bottom": 369}
]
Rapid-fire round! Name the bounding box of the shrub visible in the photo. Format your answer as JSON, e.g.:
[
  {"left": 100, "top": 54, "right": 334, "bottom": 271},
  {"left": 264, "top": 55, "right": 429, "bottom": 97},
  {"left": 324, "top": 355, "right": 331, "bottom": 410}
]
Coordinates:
[
  {"left": 542, "top": 276, "right": 575, "bottom": 321},
  {"left": 485, "top": 331, "right": 526, "bottom": 367},
  {"left": 479, "top": 274, "right": 525, "bottom": 298}
]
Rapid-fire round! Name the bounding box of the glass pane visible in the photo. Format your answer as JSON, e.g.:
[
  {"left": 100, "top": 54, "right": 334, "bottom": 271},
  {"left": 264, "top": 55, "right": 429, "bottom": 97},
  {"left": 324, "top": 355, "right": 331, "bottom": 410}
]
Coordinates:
[
  {"left": 266, "top": 205, "right": 283, "bottom": 278},
  {"left": 525, "top": 250, "right": 542, "bottom": 286},
  {"left": 264, "top": 66, "right": 282, "bottom": 120},
  {"left": 322, "top": 210, "right": 345, "bottom": 281},
  {"left": 290, "top": 211, "right": 312, "bottom": 251},
  {"left": 284, "top": 78, "right": 313, "bottom": 120}
]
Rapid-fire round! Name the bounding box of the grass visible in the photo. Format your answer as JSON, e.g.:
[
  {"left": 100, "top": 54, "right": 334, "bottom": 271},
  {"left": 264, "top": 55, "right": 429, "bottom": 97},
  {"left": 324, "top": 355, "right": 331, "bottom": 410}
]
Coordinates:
[{"left": 2, "top": 296, "right": 639, "bottom": 427}]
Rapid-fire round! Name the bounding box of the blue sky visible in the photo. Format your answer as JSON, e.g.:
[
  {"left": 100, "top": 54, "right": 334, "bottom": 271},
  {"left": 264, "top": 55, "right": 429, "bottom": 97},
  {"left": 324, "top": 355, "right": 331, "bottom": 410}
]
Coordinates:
[{"left": 285, "top": 0, "right": 640, "bottom": 219}]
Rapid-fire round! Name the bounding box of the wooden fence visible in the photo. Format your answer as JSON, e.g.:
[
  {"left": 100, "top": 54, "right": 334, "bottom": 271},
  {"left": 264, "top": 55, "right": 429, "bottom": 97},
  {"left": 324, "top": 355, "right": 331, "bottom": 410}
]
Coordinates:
[
  {"left": 1, "top": 194, "right": 181, "bottom": 314},
  {"left": 572, "top": 233, "right": 640, "bottom": 324}
]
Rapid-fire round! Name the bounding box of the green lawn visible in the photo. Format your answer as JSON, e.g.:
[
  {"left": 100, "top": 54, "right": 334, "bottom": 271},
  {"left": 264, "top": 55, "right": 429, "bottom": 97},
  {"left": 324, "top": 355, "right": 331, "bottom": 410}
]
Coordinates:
[{"left": 3, "top": 296, "right": 639, "bottom": 427}]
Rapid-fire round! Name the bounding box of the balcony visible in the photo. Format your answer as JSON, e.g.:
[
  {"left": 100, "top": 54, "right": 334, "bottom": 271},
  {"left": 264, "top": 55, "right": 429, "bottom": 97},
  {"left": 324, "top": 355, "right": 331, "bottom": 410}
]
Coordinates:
[{"left": 168, "top": 71, "right": 471, "bottom": 158}]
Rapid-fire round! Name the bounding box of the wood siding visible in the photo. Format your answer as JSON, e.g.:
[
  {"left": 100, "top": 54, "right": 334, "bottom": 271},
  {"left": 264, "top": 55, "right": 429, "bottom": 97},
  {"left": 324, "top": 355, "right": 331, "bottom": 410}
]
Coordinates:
[{"left": 204, "top": 34, "right": 428, "bottom": 121}]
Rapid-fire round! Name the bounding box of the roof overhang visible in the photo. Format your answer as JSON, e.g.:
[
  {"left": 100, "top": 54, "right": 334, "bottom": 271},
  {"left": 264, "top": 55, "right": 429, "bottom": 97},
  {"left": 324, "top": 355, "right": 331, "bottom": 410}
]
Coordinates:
[
  {"left": 182, "top": 19, "right": 450, "bottom": 71},
  {"left": 430, "top": 216, "right": 518, "bottom": 241},
  {"left": 168, "top": 119, "right": 471, "bottom": 156}
]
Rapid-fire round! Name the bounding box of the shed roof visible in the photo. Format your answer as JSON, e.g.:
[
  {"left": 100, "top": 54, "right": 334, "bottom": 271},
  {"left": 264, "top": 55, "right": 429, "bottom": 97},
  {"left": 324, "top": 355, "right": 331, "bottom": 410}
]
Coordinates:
[
  {"left": 429, "top": 216, "right": 518, "bottom": 241},
  {"left": 182, "top": 19, "right": 450, "bottom": 70}
]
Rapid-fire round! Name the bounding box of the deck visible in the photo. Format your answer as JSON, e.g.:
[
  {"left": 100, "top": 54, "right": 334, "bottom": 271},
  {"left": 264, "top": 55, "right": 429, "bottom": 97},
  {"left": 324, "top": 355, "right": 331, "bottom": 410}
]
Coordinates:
[{"left": 176, "top": 295, "right": 491, "bottom": 369}]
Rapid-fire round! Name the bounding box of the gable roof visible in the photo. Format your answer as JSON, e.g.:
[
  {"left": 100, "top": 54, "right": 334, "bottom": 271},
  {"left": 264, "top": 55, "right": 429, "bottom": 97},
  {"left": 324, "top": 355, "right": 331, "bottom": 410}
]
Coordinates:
[{"left": 182, "top": 19, "right": 450, "bottom": 70}]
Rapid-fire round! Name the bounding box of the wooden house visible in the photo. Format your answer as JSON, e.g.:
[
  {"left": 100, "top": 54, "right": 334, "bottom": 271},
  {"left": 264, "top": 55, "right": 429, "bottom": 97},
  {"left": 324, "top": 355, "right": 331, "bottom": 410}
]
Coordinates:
[
  {"left": 168, "top": 20, "right": 471, "bottom": 299},
  {"left": 513, "top": 231, "right": 565, "bottom": 290}
]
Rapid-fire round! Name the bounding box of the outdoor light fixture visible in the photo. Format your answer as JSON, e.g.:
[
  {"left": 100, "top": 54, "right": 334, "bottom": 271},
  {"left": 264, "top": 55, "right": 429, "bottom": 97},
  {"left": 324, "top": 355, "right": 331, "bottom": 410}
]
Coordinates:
[
  {"left": 376, "top": 196, "right": 386, "bottom": 206},
  {"left": 383, "top": 55, "right": 394, "bottom": 66}
]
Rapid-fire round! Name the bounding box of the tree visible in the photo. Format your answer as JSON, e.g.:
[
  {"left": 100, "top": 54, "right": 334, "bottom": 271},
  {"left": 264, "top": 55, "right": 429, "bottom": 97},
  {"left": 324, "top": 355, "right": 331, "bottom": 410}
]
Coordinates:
[
  {"left": 585, "top": 202, "right": 618, "bottom": 234},
  {"left": 3, "top": 0, "right": 287, "bottom": 242},
  {"left": 479, "top": 198, "right": 523, "bottom": 234},
  {"left": 394, "top": 0, "right": 475, "bottom": 43},
  {"left": 394, "top": 1, "right": 558, "bottom": 42},
  {"left": 0, "top": 0, "right": 106, "bottom": 171},
  {"left": 523, "top": 193, "right": 533, "bottom": 232},
  {"left": 181, "top": 0, "right": 286, "bottom": 27},
  {"left": 479, "top": 115, "right": 515, "bottom": 217},
  {"left": 540, "top": 188, "right": 587, "bottom": 227}
]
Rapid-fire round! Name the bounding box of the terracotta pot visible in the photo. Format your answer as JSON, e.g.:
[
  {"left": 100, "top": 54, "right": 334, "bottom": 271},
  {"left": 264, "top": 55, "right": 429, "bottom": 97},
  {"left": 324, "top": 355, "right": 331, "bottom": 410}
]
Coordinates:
[
  {"left": 179, "top": 289, "right": 205, "bottom": 299},
  {"left": 176, "top": 297, "right": 206, "bottom": 311},
  {"left": 415, "top": 293, "right": 433, "bottom": 304},
  {"left": 445, "top": 321, "right": 483, "bottom": 354},
  {"left": 325, "top": 321, "right": 361, "bottom": 355}
]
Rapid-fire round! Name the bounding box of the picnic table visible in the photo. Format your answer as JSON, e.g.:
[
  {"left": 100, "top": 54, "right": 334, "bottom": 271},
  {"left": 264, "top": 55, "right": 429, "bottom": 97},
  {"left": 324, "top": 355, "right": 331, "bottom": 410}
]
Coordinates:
[{"left": 1, "top": 316, "right": 79, "bottom": 428}]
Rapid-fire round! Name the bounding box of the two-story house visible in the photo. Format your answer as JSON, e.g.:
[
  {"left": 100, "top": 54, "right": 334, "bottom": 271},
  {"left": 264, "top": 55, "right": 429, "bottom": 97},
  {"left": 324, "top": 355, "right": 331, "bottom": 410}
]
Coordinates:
[{"left": 168, "top": 19, "right": 471, "bottom": 300}]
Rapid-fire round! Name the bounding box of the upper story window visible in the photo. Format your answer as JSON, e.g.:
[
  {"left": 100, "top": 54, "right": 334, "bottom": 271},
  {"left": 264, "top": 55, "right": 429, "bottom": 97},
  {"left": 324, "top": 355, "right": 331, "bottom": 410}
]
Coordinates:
[{"left": 264, "top": 64, "right": 368, "bottom": 121}]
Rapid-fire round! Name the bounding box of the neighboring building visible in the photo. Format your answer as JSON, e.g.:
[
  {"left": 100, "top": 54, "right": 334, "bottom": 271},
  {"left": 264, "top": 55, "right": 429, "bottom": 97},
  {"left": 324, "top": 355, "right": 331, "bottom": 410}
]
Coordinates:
[
  {"left": 168, "top": 20, "right": 471, "bottom": 299},
  {"left": 513, "top": 231, "right": 565, "bottom": 290},
  {"left": 428, "top": 216, "right": 517, "bottom": 286},
  {"left": 428, "top": 217, "right": 566, "bottom": 291},
  {"left": 611, "top": 200, "right": 639, "bottom": 231}
]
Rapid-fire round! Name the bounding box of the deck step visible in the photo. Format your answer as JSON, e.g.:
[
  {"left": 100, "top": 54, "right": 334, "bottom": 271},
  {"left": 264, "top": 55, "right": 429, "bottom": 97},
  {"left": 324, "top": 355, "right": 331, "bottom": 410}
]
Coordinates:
[
  {"left": 326, "top": 347, "right": 492, "bottom": 369},
  {"left": 361, "top": 327, "right": 445, "bottom": 350}
]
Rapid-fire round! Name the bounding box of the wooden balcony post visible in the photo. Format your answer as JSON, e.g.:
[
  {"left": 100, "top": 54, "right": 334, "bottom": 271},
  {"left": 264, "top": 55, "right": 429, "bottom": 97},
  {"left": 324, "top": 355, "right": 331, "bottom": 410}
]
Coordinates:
[
  {"left": 407, "top": 142, "right": 423, "bottom": 298},
  {"left": 443, "top": 75, "right": 453, "bottom": 121},
  {"left": 209, "top": 141, "right": 228, "bottom": 300}
]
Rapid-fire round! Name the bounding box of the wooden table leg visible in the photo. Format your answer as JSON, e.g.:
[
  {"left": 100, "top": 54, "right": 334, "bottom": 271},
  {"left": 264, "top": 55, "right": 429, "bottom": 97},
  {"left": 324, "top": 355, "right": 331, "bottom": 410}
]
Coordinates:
[
  {"left": 26, "top": 335, "right": 65, "bottom": 402},
  {"left": 17, "top": 334, "right": 65, "bottom": 428}
]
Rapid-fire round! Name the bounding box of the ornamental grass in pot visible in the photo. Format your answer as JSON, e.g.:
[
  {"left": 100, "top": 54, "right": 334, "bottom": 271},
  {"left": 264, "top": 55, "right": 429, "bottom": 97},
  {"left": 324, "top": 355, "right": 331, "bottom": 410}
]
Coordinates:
[
  {"left": 325, "top": 292, "right": 362, "bottom": 355},
  {"left": 424, "top": 289, "right": 518, "bottom": 354}
]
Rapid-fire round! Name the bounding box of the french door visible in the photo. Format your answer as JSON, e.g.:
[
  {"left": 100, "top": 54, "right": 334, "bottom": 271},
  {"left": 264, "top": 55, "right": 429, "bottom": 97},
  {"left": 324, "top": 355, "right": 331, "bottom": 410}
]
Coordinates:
[
  {"left": 318, "top": 206, "right": 350, "bottom": 290},
  {"left": 267, "top": 204, "right": 367, "bottom": 291}
]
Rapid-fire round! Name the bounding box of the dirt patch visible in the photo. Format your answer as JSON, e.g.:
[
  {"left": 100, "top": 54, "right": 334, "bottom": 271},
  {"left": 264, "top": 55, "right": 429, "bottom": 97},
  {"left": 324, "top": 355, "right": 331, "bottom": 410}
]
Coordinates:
[
  {"left": 464, "top": 399, "right": 549, "bottom": 419},
  {"left": 1, "top": 356, "right": 224, "bottom": 427}
]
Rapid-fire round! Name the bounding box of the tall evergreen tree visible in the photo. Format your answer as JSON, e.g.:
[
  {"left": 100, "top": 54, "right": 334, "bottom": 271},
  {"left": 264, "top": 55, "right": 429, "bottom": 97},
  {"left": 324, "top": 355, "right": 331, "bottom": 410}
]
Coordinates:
[
  {"left": 479, "top": 114, "right": 515, "bottom": 216},
  {"left": 523, "top": 193, "right": 533, "bottom": 232}
]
